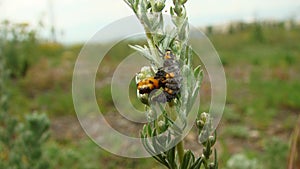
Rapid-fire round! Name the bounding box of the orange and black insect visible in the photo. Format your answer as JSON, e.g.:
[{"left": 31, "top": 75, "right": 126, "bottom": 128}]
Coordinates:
[
  {"left": 137, "top": 50, "right": 182, "bottom": 102},
  {"left": 137, "top": 77, "right": 160, "bottom": 94}
]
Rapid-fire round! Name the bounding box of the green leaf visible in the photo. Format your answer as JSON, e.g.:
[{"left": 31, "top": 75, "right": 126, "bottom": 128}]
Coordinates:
[
  {"left": 162, "top": 29, "right": 177, "bottom": 50},
  {"left": 129, "top": 45, "right": 153, "bottom": 61},
  {"left": 162, "top": 116, "right": 182, "bottom": 135},
  {"left": 143, "top": 137, "right": 169, "bottom": 167},
  {"left": 147, "top": 124, "right": 152, "bottom": 136},
  {"left": 153, "top": 155, "right": 170, "bottom": 168},
  {"left": 142, "top": 124, "right": 147, "bottom": 136},
  {"left": 180, "top": 150, "right": 195, "bottom": 169},
  {"left": 166, "top": 146, "right": 177, "bottom": 169},
  {"left": 178, "top": 17, "right": 188, "bottom": 41},
  {"left": 170, "top": 6, "right": 175, "bottom": 16},
  {"left": 213, "top": 148, "right": 218, "bottom": 169},
  {"left": 193, "top": 65, "right": 201, "bottom": 78},
  {"left": 141, "top": 136, "right": 157, "bottom": 157},
  {"left": 204, "top": 138, "right": 212, "bottom": 159},
  {"left": 152, "top": 129, "right": 164, "bottom": 153},
  {"left": 211, "top": 130, "right": 217, "bottom": 146},
  {"left": 190, "top": 157, "right": 203, "bottom": 169},
  {"left": 185, "top": 46, "right": 192, "bottom": 67}
]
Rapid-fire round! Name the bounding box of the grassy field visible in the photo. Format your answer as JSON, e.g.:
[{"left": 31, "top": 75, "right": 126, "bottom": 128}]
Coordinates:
[{"left": 1, "top": 20, "right": 300, "bottom": 169}]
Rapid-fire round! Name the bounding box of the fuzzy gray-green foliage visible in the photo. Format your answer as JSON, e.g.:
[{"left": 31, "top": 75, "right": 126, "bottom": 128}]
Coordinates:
[{"left": 125, "top": 0, "right": 218, "bottom": 168}]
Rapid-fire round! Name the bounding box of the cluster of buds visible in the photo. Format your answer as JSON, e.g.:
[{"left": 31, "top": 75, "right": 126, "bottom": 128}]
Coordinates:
[{"left": 196, "top": 112, "right": 218, "bottom": 169}]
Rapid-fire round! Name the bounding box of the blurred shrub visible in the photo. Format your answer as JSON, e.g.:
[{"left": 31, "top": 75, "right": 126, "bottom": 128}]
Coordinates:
[
  {"left": 45, "top": 140, "right": 100, "bottom": 169},
  {"left": 237, "top": 22, "right": 247, "bottom": 31},
  {"left": 228, "top": 24, "right": 235, "bottom": 34},
  {"left": 38, "top": 42, "right": 65, "bottom": 58},
  {"left": 206, "top": 25, "right": 213, "bottom": 35},
  {"left": 226, "top": 153, "right": 261, "bottom": 169},
  {"left": 0, "top": 112, "right": 50, "bottom": 169},
  {"left": 0, "top": 75, "right": 50, "bottom": 169},
  {"left": 223, "top": 125, "right": 249, "bottom": 139},
  {"left": 0, "top": 20, "right": 40, "bottom": 78},
  {"left": 262, "top": 137, "right": 289, "bottom": 169},
  {"left": 21, "top": 57, "right": 72, "bottom": 96},
  {"left": 0, "top": 25, "right": 50, "bottom": 169},
  {"left": 252, "top": 22, "right": 265, "bottom": 43}
]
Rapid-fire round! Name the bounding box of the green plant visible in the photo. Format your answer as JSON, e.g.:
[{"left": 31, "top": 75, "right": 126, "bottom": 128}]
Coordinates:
[
  {"left": 0, "top": 24, "right": 50, "bottom": 169},
  {"left": 0, "top": 20, "right": 39, "bottom": 78},
  {"left": 226, "top": 153, "right": 261, "bottom": 169},
  {"left": 262, "top": 137, "right": 289, "bottom": 169},
  {"left": 251, "top": 22, "right": 265, "bottom": 43},
  {"left": 124, "top": 0, "right": 218, "bottom": 168}
]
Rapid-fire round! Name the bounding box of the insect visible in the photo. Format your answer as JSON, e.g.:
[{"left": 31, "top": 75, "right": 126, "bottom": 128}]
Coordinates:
[{"left": 137, "top": 50, "right": 182, "bottom": 102}]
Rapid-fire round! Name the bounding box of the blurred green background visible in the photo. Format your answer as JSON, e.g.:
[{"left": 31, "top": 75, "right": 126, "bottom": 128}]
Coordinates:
[{"left": 1, "top": 2, "right": 300, "bottom": 169}]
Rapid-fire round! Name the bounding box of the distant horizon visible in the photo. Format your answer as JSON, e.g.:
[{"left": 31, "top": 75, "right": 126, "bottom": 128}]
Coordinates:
[
  {"left": 1, "top": 16, "right": 298, "bottom": 45},
  {"left": 1, "top": 0, "right": 299, "bottom": 44}
]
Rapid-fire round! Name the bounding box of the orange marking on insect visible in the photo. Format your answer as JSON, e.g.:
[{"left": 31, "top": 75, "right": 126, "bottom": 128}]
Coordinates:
[
  {"left": 166, "top": 73, "right": 175, "bottom": 78},
  {"left": 137, "top": 77, "right": 160, "bottom": 94},
  {"left": 164, "top": 87, "right": 173, "bottom": 94},
  {"left": 167, "top": 89, "right": 173, "bottom": 94},
  {"left": 164, "top": 51, "right": 172, "bottom": 59}
]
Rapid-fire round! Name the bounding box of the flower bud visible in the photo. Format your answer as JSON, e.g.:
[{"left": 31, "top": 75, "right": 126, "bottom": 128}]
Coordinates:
[
  {"left": 171, "top": 40, "right": 180, "bottom": 53},
  {"left": 208, "top": 135, "right": 215, "bottom": 145},
  {"left": 179, "top": 0, "right": 187, "bottom": 5},
  {"left": 174, "top": 5, "right": 182, "bottom": 16},
  {"left": 158, "top": 120, "right": 165, "bottom": 128},
  {"left": 208, "top": 163, "right": 215, "bottom": 169},
  {"left": 136, "top": 66, "right": 152, "bottom": 83},
  {"left": 158, "top": 120, "right": 167, "bottom": 131},
  {"left": 153, "top": 2, "right": 165, "bottom": 12},
  {"left": 196, "top": 119, "right": 205, "bottom": 129},
  {"left": 200, "top": 112, "right": 209, "bottom": 122}
]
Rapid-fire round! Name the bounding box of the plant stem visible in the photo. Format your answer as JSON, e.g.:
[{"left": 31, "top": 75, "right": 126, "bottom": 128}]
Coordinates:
[
  {"left": 176, "top": 140, "right": 184, "bottom": 165},
  {"left": 168, "top": 102, "right": 185, "bottom": 165}
]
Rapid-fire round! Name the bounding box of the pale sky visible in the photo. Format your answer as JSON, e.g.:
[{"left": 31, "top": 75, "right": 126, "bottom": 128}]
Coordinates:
[{"left": 1, "top": 0, "right": 299, "bottom": 44}]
